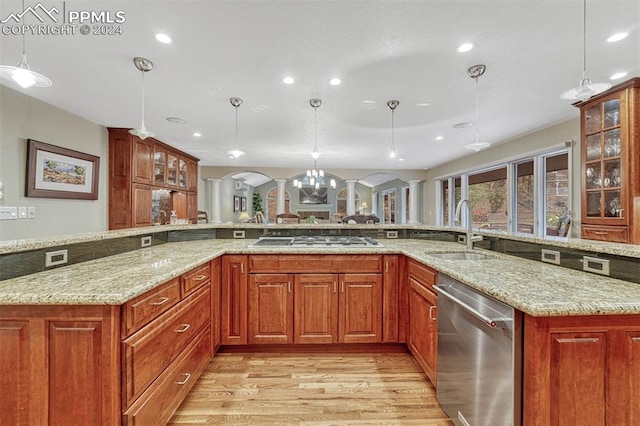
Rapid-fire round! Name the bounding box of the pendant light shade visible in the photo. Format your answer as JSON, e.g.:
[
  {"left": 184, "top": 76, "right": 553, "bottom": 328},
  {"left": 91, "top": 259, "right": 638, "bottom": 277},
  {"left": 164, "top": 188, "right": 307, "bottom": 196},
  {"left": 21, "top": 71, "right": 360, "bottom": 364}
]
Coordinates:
[
  {"left": 129, "top": 57, "right": 155, "bottom": 140},
  {"left": 387, "top": 100, "right": 399, "bottom": 158},
  {"left": 465, "top": 64, "right": 490, "bottom": 152},
  {"left": 560, "top": 0, "right": 611, "bottom": 101},
  {"left": 227, "top": 97, "right": 245, "bottom": 158},
  {"left": 0, "top": 1, "right": 52, "bottom": 89}
]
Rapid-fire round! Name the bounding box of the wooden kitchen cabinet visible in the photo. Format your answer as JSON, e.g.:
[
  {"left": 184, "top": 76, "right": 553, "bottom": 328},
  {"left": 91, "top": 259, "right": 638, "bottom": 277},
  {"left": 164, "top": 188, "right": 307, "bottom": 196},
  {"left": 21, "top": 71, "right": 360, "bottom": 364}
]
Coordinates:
[
  {"left": 407, "top": 259, "right": 438, "bottom": 384},
  {"left": 222, "top": 255, "right": 248, "bottom": 345},
  {"left": 211, "top": 257, "right": 222, "bottom": 351},
  {"left": 248, "top": 273, "right": 294, "bottom": 344},
  {"left": 578, "top": 78, "right": 640, "bottom": 243},
  {"left": 108, "top": 128, "right": 199, "bottom": 229},
  {"left": 294, "top": 274, "right": 339, "bottom": 344},
  {"left": 383, "top": 255, "right": 400, "bottom": 343},
  {"left": 339, "top": 273, "right": 383, "bottom": 343},
  {"left": 523, "top": 314, "right": 640, "bottom": 426}
]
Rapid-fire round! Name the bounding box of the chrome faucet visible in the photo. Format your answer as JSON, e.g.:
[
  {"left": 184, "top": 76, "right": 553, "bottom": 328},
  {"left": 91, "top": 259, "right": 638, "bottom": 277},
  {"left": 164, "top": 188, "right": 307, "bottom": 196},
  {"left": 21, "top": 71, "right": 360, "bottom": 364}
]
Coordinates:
[{"left": 455, "top": 199, "right": 483, "bottom": 250}]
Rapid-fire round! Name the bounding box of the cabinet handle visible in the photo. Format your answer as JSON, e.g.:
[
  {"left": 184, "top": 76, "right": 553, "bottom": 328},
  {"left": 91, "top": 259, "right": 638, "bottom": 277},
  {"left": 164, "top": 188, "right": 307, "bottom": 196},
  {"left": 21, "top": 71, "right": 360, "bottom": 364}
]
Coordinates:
[
  {"left": 429, "top": 305, "right": 437, "bottom": 321},
  {"left": 333, "top": 282, "right": 337, "bottom": 293},
  {"left": 174, "top": 323, "right": 191, "bottom": 333},
  {"left": 241, "top": 263, "right": 244, "bottom": 273},
  {"left": 385, "top": 262, "right": 389, "bottom": 273},
  {"left": 594, "top": 231, "right": 608, "bottom": 235},
  {"left": 341, "top": 282, "right": 345, "bottom": 293},
  {"left": 150, "top": 296, "right": 169, "bottom": 306},
  {"left": 632, "top": 337, "right": 640, "bottom": 342},
  {"left": 175, "top": 373, "right": 191, "bottom": 385},
  {"left": 288, "top": 281, "right": 292, "bottom": 293},
  {"left": 193, "top": 274, "right": 207, "bottom": 281},
  {"left": 555, "top": 337, "right": 600, "bottom": 343}
]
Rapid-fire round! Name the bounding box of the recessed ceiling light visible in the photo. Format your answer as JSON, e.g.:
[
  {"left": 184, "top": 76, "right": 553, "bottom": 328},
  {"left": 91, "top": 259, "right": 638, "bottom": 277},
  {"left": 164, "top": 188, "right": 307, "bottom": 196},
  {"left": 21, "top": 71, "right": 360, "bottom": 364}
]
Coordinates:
[
  {"left": 362, "top": 100, "right": 376, "bottom": 104},
  {"left": 329, "top": 78, "right": 341, "bottom": 86},
  {"left": 416, "top": 102, "right": 432, "bottom": 107},
  {"left": 457, "top": 42, "right": 474, "bottom": 53},
  {"left": 452, "top": 122, "right": 473, "bottom": 129},
  {"left": 155, "top": 33, "right": 172, "bottom": 44},
  {"left": 607, "top": 32, "right": 628, "bottom": 43},
  {"left": 610, "top": 71, "right": 627, "bottom": 80},
  {"left": 282, "top": 76, "right": 295, "bottom": 85},
  {"left": 193, "top": 132, "right": 202, "bottom": 137},
  {"left": 398, "top": 158, "right": 405, "bottom": 162},
  {"left": 435, "top": 135, "right": 444, "bottom": 141},
  {"left": 166, "top": 117, "right": 187, "bottom": 124}
]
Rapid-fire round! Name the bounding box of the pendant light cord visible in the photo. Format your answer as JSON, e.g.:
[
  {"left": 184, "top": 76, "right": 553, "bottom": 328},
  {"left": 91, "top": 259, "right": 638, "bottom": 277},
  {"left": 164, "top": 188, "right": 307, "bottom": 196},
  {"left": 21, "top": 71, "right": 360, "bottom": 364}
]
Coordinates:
[
  {"left": 140, "top": 71, "right": 146, "bottom": 128},
  {"left": 474, "top": 76, "right": 480, "bottom": 141},
  {"left": 391, "top": 107, "right": 396, "bottom": 151},
  {"left": 313, "top": 105, "right": 318, "bottom": 153},
  {"left": 235, "top": 104, "right": 239, "bottom": 150},
  {"left": 582, "top": 0, "right": 587, "bottom": 76}
]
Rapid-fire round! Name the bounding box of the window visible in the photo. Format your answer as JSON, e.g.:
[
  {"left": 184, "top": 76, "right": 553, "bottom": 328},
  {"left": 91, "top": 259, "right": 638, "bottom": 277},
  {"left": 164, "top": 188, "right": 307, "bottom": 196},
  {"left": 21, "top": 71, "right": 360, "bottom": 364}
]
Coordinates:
[
  {"left": 266, "top": 187, "right": 290, "bottom": 223},
  {"left": 403, "top": 186, "right": 410, "bottom": 223},
  {"left": 515, "top": 160, "right": 534, "bottom": 234},
  {"left": 442, "top": 180, "right": 450, "bottom": 226},
  {"left": 336, "top": 187, "right": 360, "bottom": 217},
  {"left": 382, "top": 189, "right": 396, "bottom": 224},
  {"left": 544, "top": 153, "right": 569, "bottom": 236},
  {"left": 468, "top": 167, "right": 508, "bottom": 230}
]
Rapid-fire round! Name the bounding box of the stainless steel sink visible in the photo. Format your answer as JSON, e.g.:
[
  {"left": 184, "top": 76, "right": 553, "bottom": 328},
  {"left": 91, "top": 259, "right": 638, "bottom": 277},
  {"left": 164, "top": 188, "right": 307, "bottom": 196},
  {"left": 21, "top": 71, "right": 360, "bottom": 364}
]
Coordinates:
[{"left": 427, "top": 251, "right": 497, "bottom": 260}]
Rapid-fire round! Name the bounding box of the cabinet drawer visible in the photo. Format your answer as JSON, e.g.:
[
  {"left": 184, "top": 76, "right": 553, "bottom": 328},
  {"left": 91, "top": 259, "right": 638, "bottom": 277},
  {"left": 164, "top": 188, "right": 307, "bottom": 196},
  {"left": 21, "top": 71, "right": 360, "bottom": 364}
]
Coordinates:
[
  {"left": 123, "top": 325, "right": 211, "bottom": 426},
  {"left": 122, "top": 278, "right": 181, "bottom": 337},
  {"left": 408, "top": 260, "right": 437, "bottom": 288},
  {"left": 582, "top": 225, "right": 629, "bottom": 243},
  {"left": 123, "top": 285, "right": 211, "bottom": 407},
  {"left": 250, "top": 255, "right": 383, "bottom": 273},
  {"left": 181, "top": 262, "right": 211, "bottom": 297}
]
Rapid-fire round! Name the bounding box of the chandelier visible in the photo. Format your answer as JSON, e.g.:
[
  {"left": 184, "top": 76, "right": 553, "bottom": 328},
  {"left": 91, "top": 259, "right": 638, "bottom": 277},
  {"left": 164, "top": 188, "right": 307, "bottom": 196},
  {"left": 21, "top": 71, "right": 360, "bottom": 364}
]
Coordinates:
[{"left": 293, "top": 99, "right": 336, "bottom": 192}]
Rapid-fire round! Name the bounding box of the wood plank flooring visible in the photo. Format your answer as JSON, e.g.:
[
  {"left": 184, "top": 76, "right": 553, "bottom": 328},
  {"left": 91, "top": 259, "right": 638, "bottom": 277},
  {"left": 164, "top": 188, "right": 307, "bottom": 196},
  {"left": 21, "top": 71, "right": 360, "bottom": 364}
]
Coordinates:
[{"left": 169, "top": 351, "right": 454, "bottom": 425}]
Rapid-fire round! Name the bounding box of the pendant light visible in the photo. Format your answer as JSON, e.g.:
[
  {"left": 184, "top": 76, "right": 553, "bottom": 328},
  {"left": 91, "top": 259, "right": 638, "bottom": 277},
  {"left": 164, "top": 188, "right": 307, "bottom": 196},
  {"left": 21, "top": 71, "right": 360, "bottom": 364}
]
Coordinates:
[
  {"left": 292, "top": 99, "right": 336, "bottom": 191},
  {"left": 465, "top": 64, "right": 490, "bottom": 152},
  {"left": 129, "top": 57, "right": 155, "bottom": 140},
  {"left": 387, "top": 100, "right": 399, "bottom": 158},
  {"left": 560, "top": 0, "right": 611, "bottom": 101},
  {"left": 227, "top": 97, "right": 245, "bottom": 158},
  {"left": 0, "top": 0, "right": 52, "bottom": 88}
]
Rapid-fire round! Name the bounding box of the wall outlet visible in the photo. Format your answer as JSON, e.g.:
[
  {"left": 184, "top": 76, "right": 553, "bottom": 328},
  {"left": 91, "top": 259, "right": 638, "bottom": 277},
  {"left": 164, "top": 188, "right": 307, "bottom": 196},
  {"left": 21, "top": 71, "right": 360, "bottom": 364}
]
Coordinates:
[
  {"left": 457, "top": 234, "right": 467, "bottom": 244},
  {"left": 0, "top": 206, "right": 17, "bottom": 220},
  {"left": 28, "top": 206, "right": 36, "bottom": 219},
  {"left": 541, "top": 249, "right": 560, "bottom": 265},
  {"left": 386, "top": 230, "right": 398, "bottom": 239},
  {"left": 18, "top": 206, "right": 27, "bottom": 219},
  {"left": 45, "top": 249, "right": 68, "bottom": 267},
  {"left": 582, "top": 256, "right": 610, "bottom": 276},
  {"left": 233, "top": 230, "right": 246, "bottom": 239},
  {"left": 141, "top": 236, "right": 152, "bottom": 247}
]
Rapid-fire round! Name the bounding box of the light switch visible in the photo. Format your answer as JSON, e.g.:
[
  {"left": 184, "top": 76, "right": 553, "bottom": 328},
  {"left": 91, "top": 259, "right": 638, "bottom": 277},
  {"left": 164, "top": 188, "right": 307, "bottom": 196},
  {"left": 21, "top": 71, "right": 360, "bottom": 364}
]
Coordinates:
[
  {"left": 0, "top": 206, "right": 17, "bottom": 220},
  {"left": 28, "top": 206, "right": 36, "bottom": 218},
  {"left": 18, "top": 206, "right": 27, "bottom": 218}
]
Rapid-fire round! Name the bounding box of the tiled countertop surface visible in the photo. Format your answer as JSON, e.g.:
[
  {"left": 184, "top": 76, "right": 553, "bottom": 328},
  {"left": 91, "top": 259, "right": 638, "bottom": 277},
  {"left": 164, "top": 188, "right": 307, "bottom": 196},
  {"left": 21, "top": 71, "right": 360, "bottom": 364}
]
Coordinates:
[{"left": 1, "top": 239, "right": 639, "bottom": 317}]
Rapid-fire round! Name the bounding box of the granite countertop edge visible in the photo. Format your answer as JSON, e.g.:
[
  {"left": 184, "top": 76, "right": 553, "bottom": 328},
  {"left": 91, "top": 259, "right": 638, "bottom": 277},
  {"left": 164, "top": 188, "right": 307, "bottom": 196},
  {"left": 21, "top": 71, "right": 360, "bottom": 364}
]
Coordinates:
[{"left": 1, "top": 239, "right": 639, "bottom": 318}]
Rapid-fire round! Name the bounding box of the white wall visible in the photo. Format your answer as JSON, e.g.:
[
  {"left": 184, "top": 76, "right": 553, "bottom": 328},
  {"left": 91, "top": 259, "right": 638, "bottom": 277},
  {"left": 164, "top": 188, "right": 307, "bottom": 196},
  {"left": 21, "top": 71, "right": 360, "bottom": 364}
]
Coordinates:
[
  {"left": 0, "top": 86, "right": 108, "bottom": 241},
  {"left": 422, "top": 119, "right": 581, "bottom": 234}
]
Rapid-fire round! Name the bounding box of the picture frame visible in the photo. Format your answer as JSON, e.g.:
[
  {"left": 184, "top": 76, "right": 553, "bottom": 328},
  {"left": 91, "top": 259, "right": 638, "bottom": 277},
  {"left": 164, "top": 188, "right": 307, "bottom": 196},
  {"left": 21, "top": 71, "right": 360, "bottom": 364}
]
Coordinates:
[
  {"left": 26, "top": 139, "right": 100, "bottom": 200},
  {"left": 241, "top": 196, "right": 247, "bottom": 212},
  {"left": 233, "top": 195, "right": 240, "bottom": 212}
]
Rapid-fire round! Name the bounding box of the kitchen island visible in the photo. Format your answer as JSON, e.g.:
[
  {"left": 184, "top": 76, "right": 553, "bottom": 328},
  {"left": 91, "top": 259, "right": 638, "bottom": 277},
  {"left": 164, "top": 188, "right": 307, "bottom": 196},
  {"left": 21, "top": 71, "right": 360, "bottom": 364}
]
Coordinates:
[{"left": 1, "top": 237, "right": 639, "bottom": 425}]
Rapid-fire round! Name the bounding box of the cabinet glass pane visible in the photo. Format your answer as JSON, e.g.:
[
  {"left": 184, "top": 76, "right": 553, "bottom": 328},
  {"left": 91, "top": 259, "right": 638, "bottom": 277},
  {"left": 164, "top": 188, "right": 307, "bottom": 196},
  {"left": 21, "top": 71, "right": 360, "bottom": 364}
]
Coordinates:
[
  {"left": 603, "top": 159, "right": 621, "bottom": 188},
  {"left": 603, "top": 129, "right": 621, "bottom": 158},
  {"left": 603, "top": 99, "right": 620, "bottom": 128},
  {"left": 167, "top": 154, "right": 178, "bottom": 186},
  {"left": 152, "top": 189, "right": 171, "bottom": 224},
  {"left": 586, "top": 192, "right": 601, "bottom": 217},
  {"left": 585, "top": 105, "right": 601, "bottom": 134},
  {"left": 604, "top": 190, "right": 622, "bottom": 218},
  {"left": 154, "top": 151, "right": 166, "bottom": 184},
  {"left": 586, "top": 134, "right": 601, "bottom": 161},
  {"left": 178, "top": 159, "right": 187, "bottom": 188},
  {"left": 585, "top": 163, "right": 601, "bottom": 189}
]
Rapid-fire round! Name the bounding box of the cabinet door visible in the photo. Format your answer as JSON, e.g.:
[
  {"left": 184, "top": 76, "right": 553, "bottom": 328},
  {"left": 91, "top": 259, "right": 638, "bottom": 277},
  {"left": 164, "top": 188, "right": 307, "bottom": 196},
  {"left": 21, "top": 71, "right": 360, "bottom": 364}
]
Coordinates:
[
  {"left": 294, "top": 274, "right": 339, "bottom": 344},
  {"left": 549, "top": 332, "right": 606, "bottom": 426},
  {"left": 221, "top": 255, "right": 248, "bottom": 345},
  {"left": 172, "top": 190, "right": 187, "bottom": 220},
  {"left": 167, "top": 152, "right": 178, "bottom": 186},
  {"left": 624, "top": 330, "right": 640, "bottom": 425},
  {"left": 0, "top": 321, "right": 33, "bottom": 425},
  {"left": 187, "top": 158, "right": 198, "bottom": 192},
  {"left": 382, "top": 255, "right": 399, "bottom": 342},
  {"left": 408, "top": 277, "right": 437, "bottom": 383},
  {"left": 187, "top": 191, "right": 198, "bottom": 223},
  {"left": 132, "top": 137, "right": 154, "bottom": 184},
  {"left": 132, "top": 184, "right": 152, "bottom": 227},
  {"left": 211, "top": 257, "right": 222, "bottom": 352},
  {"left": 339, "top": 273, "right": 383, "bottom": 343},
  {"left": 248, "top": 274, "right": 293, "bottom": 344},
  {"left": 153, "top": 145, "right": 167, "bottom": 185},
  {"left": 178, "top": 158, "right": 188, "bottom": 188}
]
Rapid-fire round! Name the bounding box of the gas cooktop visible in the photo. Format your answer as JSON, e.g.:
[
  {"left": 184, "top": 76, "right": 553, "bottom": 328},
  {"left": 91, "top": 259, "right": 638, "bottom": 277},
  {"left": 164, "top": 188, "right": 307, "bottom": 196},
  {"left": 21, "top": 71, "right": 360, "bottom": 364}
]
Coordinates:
[{"left": 250, "top": 236, "right": 383, "bottom": 247}]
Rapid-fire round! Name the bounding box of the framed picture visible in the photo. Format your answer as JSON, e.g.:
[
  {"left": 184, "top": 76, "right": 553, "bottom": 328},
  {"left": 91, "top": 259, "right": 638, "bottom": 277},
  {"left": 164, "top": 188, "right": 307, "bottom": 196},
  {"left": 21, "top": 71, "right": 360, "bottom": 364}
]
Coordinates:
[
  {"left": 26, "top": 139, "right": 100, "bottom": 200},
  {"left": 241, "top": 196, "right": 247, "bottom": 212},
  {"left": 233, "top": 195, "right": 240, "bottom": 212}
]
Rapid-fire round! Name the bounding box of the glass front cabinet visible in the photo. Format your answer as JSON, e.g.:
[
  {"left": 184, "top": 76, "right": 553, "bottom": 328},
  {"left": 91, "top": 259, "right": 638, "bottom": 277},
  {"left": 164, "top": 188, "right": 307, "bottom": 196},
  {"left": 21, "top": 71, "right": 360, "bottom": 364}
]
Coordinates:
[{"left": 578, "top": 78, "right": 639, "bottom": 244}]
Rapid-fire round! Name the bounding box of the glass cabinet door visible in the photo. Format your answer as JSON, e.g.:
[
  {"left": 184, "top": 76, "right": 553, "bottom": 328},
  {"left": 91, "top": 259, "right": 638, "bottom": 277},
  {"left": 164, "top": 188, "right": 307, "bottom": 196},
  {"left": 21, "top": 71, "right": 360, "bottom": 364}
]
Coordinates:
[
  {"left": 583, "top": 97, "right": 623, "bottom": 220},
  {"left": 178, "top": 158, "right": 187, "bottom": 188},
  {"left": 153, "top": 148, "right": 166, "bottom": 184},
  {"left": 167, "top": 153, "right": 178, "bottom": 186}
]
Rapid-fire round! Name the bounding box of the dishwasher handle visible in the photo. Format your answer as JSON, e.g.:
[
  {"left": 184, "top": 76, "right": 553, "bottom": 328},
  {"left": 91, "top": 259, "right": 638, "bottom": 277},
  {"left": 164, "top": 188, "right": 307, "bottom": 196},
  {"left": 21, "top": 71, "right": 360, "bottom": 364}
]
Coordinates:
[{"left": 434, "top": 285, "right": 511, "bottom": 329}]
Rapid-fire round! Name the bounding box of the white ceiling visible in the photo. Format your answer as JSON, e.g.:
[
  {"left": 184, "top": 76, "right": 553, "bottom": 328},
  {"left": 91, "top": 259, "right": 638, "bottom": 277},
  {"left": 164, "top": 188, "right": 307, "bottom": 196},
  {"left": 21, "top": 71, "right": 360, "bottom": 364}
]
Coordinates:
[{"left": 1, "top": 0, "right": 639, "bottom": 173}]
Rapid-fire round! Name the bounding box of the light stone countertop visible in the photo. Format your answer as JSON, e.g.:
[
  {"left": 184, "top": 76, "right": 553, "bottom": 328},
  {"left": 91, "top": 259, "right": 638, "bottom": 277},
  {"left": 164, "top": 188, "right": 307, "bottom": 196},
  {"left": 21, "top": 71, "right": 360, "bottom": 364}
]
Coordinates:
[{"left": 0, "top": 239, "right": 639, "bottom": 317}]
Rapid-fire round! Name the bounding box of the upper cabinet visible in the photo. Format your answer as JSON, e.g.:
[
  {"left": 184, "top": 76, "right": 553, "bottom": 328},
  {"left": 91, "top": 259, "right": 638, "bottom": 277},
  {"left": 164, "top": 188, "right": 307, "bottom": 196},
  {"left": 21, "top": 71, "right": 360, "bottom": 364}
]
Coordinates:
[
  {"left": 578, "top": 78, "right": 640, "bottom": 244},
  {"left": 108, "top": 128, "right": 200, "bottom": 230}
]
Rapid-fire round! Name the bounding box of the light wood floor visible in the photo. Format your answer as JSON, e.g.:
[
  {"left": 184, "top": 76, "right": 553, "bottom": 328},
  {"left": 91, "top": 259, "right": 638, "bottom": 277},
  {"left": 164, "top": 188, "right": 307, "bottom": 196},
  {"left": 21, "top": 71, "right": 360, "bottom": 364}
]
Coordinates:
[{"left": 169, "top": 351, "right": 454, "bottom": 425}]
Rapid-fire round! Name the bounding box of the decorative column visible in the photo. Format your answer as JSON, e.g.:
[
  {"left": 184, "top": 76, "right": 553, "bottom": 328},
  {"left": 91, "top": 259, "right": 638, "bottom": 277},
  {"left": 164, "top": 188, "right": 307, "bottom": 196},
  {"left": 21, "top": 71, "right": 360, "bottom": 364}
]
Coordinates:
[
  {"left": 275, "top": 179, "right": 287, "bottom": 214},
  {"left": 207, "top": 178, "right": 222, "bottom": 223},
  {"left": 346, "top": 179, "right": 357, "bottom": 216},
  {"left": 408, "top": 179, "right": 421, "bottom": 224}
]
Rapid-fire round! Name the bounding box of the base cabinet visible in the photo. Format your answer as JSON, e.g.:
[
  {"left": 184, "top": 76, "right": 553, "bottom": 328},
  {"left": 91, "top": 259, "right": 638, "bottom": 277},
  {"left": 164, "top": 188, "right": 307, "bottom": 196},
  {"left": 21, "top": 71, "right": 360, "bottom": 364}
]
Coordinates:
[
  {"left": 221, "top": 255, "right": 248, "bottom": 345},
  {"left": 524, "top": 314, "right": 640, "bottom": 426},
  {"left": 406, "top": 260, "right": 438, "bottom": 384}
]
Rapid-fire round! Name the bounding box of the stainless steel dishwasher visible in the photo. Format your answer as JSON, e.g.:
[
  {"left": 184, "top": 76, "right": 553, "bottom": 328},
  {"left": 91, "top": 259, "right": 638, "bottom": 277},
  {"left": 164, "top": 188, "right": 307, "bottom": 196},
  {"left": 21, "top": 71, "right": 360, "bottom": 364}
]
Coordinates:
[{"left": 434, "top": 273, "right": 522, "bottom": 426}]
